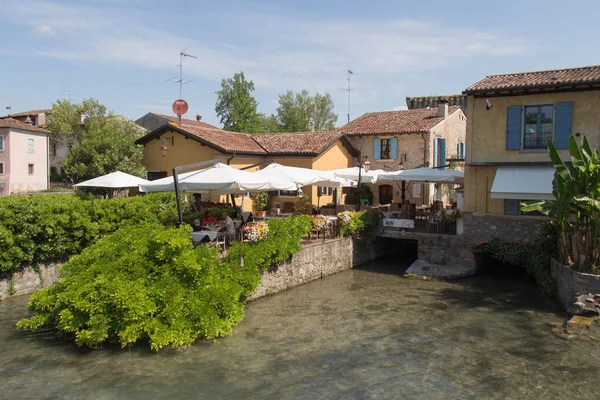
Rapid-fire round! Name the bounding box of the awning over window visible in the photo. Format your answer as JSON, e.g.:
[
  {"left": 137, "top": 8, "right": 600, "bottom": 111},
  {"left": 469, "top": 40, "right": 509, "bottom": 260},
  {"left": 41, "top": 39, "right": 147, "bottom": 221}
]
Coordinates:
[{"left": 490, "top": 166, "right": 555, "bottom": 201}]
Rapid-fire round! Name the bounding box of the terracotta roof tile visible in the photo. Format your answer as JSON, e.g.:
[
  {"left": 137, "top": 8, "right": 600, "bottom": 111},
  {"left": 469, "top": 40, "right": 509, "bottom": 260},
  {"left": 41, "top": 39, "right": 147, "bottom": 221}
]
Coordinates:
[
  {"left": 0, "top": 118, "right": 50, "bottom": 134},
  {"left": 464, "top": 65, "right": 600, "bottom": 94},
  {"left": 0, "top": 109, "right": 52, "bottom": 119},
  {"left": 170, "top": 121, "right": 266, "bottom": 154},
  {"left": 252, "top": 131, "right": 342, "bottom": 155},
  {"left": 340, "top": 107, "right": 460, "bottom": 135}
]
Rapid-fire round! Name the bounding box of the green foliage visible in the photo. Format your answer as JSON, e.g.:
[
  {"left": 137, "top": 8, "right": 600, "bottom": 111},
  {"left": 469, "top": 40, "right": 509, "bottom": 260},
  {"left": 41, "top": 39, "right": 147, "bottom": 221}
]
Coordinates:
[
  {"left": 0, "top": 193, "right": 177, "bottom": 273},
  {"left": 272, "top": 90, "right": 337, "bottom": 132},
  {"left": 47, "top": 98, "right": 107, "bottom": 144},
  {"left": 338, "top": 208, "right": 380, "bottom": 241},
  {"left": 17, "top": 224, "right": 261, "bottom": 350},
  {"left": 215, "top": 71, "right": 262, "bottom": 133},
  {"left": 472, "top": 223, "right": 559, "bottom": 297},
  {"left": 251, "top": 191, "right": 270, "bottom": 212},
  {"left": 522, "top": 136, "right": 600, "bottom": 273},
  {"left": 62, "top": 116, "right": 145, "bottom": 184},
  {"left": 293, "top": 192, "right": 311, "bottom": 214}
]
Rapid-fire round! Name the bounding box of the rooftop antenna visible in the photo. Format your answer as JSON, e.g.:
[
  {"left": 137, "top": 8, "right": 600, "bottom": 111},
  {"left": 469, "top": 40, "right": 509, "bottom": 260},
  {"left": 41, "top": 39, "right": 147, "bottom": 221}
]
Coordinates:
[
  {"left": 177, "top": 52, "right": 198, "bottom": 99},
  {"left": 63, "top": 84, "right": 78, "bottom": 103},
  {"left": 5, "top": 106, "right": 11, "bottom": 115},
  {"left": 347, "top": 69, "right": 355, "bottom": 123}
]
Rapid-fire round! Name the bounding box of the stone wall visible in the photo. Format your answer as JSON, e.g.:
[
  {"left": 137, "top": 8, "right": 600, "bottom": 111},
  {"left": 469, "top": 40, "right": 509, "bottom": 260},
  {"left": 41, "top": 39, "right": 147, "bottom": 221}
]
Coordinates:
[
  {"left": 463, "top": 212, "right": 549, "bottom": 243},
  {"left": 417, "top": 233, "right": 476, "bottom": 267},
  {"left": 248, "top": 237, "right": 398, "bottom": 301},
  {"left": 0, "top": 263, "right": 61, "bottom": 300},
  {"left": 551, "top": 258, "right": 600, "bottom": 312}
]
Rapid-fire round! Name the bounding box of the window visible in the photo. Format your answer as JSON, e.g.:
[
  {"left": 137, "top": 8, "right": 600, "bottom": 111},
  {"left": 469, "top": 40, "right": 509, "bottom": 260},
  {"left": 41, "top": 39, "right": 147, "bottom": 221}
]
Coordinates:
[
  {"left": 504, "top": 199, "right": 544, "bottom": 216},
  {"left": 28, "top": 163, "right": 34, "bottom": 175},
  {"left": 50, "top": 142, "right": 57, "bottom": 156},
  {"left": 0, "top": 135, "right": 4, "bottom": 151},
  {"left": 456, "top": 142, "right": 465, "bottom": 159},
  {"left": 27, "top": 138, "right": 34, "bottom": 153},
  {"left": 433, "top": 137, "right": 447, "bottom": 169},
  {"left": 146, "top": 171, "right": 167, "bottom": 181},
  {"left": 318, "top": 186, "right": 333, "bottom": 196},
  {"left": 523, "top": 105, "right": 553, "bottom": 149},
  {"left": 380, "top": 139, "right": 391, "bottom": 159},
  {"left": 0, "top": 163, "right": 3, "bottom": 174},
  {"left": 412, "top": 183, "right": 422, "bottom": 198},
  {"left": 279, "top": 190, "right": 298, "bottom": 197}
]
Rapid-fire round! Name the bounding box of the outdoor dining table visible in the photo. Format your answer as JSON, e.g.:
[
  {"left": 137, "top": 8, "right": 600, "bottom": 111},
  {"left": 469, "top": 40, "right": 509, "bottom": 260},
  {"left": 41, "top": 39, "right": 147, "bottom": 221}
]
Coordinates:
[{"left": 190, "top": 225, "right": 223, "bottom": 244}]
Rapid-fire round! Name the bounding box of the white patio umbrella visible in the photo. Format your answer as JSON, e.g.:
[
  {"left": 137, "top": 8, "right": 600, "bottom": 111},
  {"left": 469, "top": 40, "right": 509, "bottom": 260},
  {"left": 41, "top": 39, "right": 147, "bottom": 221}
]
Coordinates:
[
  {"left": 377, "top": 168, "right": 464, "bottom": 184},
  {"left": 73, "top": 171, "right": 149, "bottom": 188},
  {"left": 327, "top": 167, "right": 386, "bottom": 184},
  {"left": 139, "top": 162, "right": 297, "bottom": 195},
  {"left": 253, "top": 163, "right": 355, "bottom": 188}
]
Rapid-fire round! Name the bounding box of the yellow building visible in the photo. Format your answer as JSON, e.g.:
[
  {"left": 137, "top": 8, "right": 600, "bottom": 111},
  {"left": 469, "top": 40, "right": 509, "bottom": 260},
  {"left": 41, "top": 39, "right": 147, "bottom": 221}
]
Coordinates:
[
  {"left": 134, "top": 114, "right": 357, "bottom": 211},
  {"left": 462, "top": 65, "right": 600, "bottom": 241}
]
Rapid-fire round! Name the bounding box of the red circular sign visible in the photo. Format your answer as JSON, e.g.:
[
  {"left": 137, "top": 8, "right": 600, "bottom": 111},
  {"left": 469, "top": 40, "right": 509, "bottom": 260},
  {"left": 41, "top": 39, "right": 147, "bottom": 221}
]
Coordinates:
[{"left": 172, "top": 99, "right": 189, "bottom": 116}]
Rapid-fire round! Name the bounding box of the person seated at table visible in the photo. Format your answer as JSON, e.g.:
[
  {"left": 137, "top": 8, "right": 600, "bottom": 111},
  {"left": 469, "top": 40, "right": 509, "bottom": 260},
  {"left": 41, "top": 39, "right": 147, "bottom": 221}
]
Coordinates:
[{"left": 219, "top": 212, "right": 235, "bottom": 235}]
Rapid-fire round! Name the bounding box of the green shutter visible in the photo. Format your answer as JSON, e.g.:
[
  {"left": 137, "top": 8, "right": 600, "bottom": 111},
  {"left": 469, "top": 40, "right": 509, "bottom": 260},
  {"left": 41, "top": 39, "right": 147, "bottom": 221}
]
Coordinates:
[
  {"left": 554, "top": 102, "right": 573, "bottom": 149},
  {"left": 506, "top": 105, "right": 522, "bottom": 150}
]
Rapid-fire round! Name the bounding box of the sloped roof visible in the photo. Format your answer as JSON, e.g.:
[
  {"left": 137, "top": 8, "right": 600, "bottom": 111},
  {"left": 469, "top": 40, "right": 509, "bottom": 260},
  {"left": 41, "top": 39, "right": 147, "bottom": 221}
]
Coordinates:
[
  {"left": 252, "top": 131, "right": 344, "bottom": 155},
  {"left": 464, "top": 65, "right": 600, "bottom": 94},
  {"left": 152, "top": 113, "right": 221, "bottom": 131},
  {"left": 406, "top": 94, "right": 466, "bottom": 110},
  {"left": 0, "top": 118, "right": 50, "bottom": 134},
  {"left": 340, "top": 106, "right": 461, "bottom": 136},
  {"left": 0, "top": 109, "right": 52, "bottom": 119}
]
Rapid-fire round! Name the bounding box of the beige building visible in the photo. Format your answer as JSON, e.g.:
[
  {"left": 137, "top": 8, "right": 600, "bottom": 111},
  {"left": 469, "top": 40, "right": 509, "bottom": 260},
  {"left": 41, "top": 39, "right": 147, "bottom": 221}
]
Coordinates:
[
  {"left": 135, "top": 114, "right": 357, "bottom": 211},
  {"left": 0, "top": 118, "right": 50, "bottom": 196},
  {"left": 340, "top": 104, "right": 466, "bottom": 206},
  {"left": 462, "top": 64, "right": 600, "bottom": 241}
]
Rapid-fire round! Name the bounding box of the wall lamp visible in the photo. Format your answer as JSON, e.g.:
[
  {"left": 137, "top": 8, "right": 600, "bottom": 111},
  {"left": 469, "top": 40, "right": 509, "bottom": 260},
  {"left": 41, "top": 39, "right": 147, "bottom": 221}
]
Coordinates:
[{"left": 159, "top": 136, "right": 175, "bottom": 157}]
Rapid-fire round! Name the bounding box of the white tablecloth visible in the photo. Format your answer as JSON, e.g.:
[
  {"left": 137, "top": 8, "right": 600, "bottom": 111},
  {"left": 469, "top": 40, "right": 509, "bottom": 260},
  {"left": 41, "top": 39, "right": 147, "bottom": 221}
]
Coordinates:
[{"left": 190, "top": 230, "right": 219, "bottom": 244}]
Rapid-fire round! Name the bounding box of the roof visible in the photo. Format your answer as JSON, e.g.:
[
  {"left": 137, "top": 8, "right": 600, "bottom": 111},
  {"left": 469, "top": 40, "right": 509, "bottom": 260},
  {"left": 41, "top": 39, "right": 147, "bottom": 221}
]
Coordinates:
[
  {"left": 252, "top": 131, "right": 345, "bottom": 156},
  {"left": 0, "top": 109, "right": 52, "bottom": 119},
  {"left": 0, "top": 118, "right": 50, "bottom": 134},
  {"left": 406, "top": 94, "right": 466, "bottom": 110},
  {"left": 464, "top": 65, "right": 600, "bottom": 94},
  {"left": 340, "top": 106, "right": 461, "bottom": 136},
  {"left": 152, "top": 113, "right": 221, "bottom": 131}
]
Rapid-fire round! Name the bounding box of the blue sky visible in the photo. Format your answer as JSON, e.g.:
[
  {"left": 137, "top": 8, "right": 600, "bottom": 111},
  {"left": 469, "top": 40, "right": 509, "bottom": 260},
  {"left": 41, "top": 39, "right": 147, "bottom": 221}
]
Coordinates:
[{"left": 1, "top": 0, "right": 599, "bottom": 128}]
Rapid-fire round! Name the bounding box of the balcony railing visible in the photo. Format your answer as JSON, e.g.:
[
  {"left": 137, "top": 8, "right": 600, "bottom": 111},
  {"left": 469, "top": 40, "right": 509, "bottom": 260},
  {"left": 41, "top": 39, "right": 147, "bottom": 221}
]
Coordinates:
[{"left": 523, "top": 133, "right": 553, "bottom": 150}]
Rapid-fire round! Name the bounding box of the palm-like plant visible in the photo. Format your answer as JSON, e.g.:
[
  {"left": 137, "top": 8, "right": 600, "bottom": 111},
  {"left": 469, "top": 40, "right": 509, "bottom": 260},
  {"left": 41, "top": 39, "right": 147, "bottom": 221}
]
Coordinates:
[{"left": 522, "top": 136, "right": 600, "bottom": 273}]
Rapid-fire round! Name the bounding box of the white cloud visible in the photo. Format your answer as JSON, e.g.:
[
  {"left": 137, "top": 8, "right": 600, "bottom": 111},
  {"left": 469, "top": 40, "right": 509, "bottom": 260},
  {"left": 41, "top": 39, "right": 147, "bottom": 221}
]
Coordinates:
[{"left": 2, "top": 1, "right": 529, "bottom": 96}]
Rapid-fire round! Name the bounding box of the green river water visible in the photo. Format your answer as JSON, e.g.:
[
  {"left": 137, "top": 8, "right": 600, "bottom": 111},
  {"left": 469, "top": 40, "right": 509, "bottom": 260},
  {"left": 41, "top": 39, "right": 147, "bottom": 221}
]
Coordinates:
[{"left": 1, "top": 257, "right": 599, "bottom": 399}]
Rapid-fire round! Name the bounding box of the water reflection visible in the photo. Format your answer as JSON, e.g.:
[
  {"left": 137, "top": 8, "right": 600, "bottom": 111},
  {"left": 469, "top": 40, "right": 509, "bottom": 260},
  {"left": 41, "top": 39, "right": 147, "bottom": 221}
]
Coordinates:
[{"left": 1, "top": 257, "right": 599, "bottom": 399}]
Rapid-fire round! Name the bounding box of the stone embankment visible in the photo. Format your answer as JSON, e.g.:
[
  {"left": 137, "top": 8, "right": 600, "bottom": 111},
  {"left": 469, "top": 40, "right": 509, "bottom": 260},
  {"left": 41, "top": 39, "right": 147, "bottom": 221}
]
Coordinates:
[{"left": 551, "top": 258, "right": 600, "bottom": 318}]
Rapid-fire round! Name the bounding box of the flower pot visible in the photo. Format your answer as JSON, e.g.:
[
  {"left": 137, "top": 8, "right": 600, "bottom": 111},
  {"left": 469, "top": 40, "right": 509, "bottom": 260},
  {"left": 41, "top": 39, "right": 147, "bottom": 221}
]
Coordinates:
[{"left": 256, "top": 211, "right": 267, "bottom": 218}]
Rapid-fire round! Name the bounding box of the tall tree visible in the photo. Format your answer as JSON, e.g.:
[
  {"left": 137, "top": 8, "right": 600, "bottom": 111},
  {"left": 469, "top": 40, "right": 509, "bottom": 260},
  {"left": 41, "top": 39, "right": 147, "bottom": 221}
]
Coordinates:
[
  {"left": 275, "top": 90, "right": 338, "bottom": 132},
  {"left": 215, "top": 72, "right": 261, "bottom": 133},
  {"left": 46, "top": 98, "right": 107, "bottom": 144}
]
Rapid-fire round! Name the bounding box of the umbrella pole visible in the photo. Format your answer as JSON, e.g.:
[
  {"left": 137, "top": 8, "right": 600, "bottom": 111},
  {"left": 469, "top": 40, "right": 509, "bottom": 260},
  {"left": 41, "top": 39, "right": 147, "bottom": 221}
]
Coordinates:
[
  {"left": 173, "top": 168, "right": 184, "bottom": 227},
  {"left": 230, "top": 194, "right": 238, "bottom": 217},
  {"left": 401, "top": 180, "right": 406, "bottom": 203}
]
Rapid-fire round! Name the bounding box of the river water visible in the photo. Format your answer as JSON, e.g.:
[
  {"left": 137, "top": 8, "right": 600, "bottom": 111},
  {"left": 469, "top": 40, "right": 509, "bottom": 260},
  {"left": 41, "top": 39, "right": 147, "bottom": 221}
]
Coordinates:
[{"left": 1, "top": 257, "right": 599, "bottom": 400}]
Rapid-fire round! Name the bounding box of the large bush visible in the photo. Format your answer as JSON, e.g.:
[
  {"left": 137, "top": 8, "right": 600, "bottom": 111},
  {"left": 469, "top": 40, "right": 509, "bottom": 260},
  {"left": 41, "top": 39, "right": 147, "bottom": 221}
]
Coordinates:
[
  {"left": 17, "top": 224, "right": 260, "bottom": 350},
  {"left": 338, "top": 208, "right": 380, "bottom": 241},
  {"left": 16, "top": 215, "right": 312, "bottom": 350},
  {"left": 0, "top": 193, "right": 176, "bottom": 273}
]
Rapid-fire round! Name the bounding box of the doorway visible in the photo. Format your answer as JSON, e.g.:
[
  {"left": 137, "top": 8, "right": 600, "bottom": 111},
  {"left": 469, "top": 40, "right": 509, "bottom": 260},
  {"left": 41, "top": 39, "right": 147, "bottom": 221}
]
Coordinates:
[{"left": 379, "top": 185, "right": 393, "bottom": 205}]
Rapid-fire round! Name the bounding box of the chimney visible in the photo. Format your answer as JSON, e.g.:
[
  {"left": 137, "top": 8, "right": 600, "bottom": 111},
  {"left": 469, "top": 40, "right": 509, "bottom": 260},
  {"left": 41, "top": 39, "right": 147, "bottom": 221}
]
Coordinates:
[
  {"left": 79, "top": 112, "right": 86, "bottom": 124},
  {"left": 438, "top": 100, "right": 449, "bottom": 118},
  {"left": 37, "top": 113, "right": 46, "bottom": 127},
  {"left": 24, "top": 115, "right": 33, "bottom": 125},
  {"left": 196, "top": 114, "right": 202, "bottom": 121}
]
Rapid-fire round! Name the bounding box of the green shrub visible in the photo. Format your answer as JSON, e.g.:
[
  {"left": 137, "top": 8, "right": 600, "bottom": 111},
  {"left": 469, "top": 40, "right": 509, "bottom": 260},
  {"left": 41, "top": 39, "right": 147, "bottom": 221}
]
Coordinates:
[
  {"left": 338, "top": 208, "right": 380, "bottom": 241},
  {"left": 16, "top": 223, "right": 261, "bottom": 350},
  {"left": 0, "top": 193, "right": 177, "bottom": 273},
  {"left": 472, "top": 223, "right": 559, "bottom": 297}
]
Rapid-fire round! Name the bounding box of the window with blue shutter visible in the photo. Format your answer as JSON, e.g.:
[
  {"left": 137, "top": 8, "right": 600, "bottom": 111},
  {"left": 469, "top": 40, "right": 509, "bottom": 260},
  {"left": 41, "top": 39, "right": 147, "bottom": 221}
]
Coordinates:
[
  {"left": 390, "top": 138, "right": 398, "bottom": 160},
  {"left": 438, "top": 138, "right": 446, "bottom": 170},
  {"left": 461, "top": 143, "right": 465, "bottom": 159},
  {"left": 554, "top": 102, "right": 573, "bottom": 149},
  {"left": 373, "top": 138, "right": 381, "bottom": 160},
  {"left": 506, "top": 105, "right": 522, "bottom": 150},
  {"left": 432, "top": 138, "right": 438, "bottom": 168}
]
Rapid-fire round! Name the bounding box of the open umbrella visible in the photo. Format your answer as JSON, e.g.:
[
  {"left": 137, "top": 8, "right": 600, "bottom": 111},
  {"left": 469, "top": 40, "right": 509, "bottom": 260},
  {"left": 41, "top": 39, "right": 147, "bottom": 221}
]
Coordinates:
[
  {"left": 73, "top": 171, "right": 149, "bottom": 188},
  {"left": 377, "top": 168, "right": 464, "bottom": 184},
  {"left": 327, "top": 167, "right": 385, "bottom": 184},
  {"left": 254, "top": 163, "right": 355, "bottom": 188}
]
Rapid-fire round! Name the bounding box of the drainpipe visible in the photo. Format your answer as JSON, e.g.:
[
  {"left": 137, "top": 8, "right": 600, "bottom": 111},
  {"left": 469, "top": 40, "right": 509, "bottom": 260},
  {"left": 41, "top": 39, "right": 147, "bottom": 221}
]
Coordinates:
[{"left": 227, "top": 153, "right": 238, "bottom": 217}]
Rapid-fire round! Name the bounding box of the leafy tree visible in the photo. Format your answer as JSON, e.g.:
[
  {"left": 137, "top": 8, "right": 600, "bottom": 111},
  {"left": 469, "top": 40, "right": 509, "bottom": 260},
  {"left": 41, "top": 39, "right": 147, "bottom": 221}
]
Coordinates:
[
  {"left": 215, "top": 72, "right": 261, "bottom": 133},
  {"left": 46, "top": 98, "right": 107, "bottom": 144},
  {"left": 274, "top": 90, "right": 338, "bottom": 132},
  {"left": 61, "top": 116, "right": 145, "bottom": 183}
]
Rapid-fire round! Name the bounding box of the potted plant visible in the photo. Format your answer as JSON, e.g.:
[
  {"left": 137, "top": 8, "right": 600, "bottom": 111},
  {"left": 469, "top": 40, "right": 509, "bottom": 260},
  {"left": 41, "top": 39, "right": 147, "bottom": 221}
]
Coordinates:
[{"left": 252, "top": 191, "right": 269, "bottom": 217}]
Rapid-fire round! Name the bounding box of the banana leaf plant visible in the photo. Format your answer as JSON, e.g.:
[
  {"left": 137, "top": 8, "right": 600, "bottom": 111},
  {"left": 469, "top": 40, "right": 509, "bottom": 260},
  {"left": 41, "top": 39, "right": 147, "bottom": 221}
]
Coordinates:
[{"left": 521, "top": 136, "right": 600, "bottom": 273}]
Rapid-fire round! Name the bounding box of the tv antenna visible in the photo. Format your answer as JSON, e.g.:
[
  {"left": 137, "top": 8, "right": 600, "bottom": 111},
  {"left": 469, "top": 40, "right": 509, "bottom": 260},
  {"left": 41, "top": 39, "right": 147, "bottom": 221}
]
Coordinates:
[
  {"left": 63, "top": 84, "right": 78, "bottom": 103},
  {"left": 176, "top": 52, "right": 197, "bottom": 99},
  {"left": 346, "top": 69, "right": 357, "bottom": 123}
]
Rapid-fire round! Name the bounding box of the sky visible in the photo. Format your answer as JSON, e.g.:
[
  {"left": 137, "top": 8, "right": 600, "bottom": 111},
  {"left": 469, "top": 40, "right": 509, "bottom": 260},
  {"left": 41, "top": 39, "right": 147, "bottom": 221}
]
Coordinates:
[{"left": 1, "top": 0, "right": 599, "bottom": 128}]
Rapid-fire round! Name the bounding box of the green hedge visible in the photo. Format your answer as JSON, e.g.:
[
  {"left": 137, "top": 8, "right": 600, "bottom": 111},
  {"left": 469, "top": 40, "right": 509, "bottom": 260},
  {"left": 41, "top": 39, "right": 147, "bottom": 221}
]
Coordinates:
[
  {"left": 338, "top": 208, "right": 380, "bottom": 241},
  {"left": 0, "top": 193, "right": 177, "bottom": 273},
  {"left": 17, "top": 215, "right": 312, "bottom": 350}
]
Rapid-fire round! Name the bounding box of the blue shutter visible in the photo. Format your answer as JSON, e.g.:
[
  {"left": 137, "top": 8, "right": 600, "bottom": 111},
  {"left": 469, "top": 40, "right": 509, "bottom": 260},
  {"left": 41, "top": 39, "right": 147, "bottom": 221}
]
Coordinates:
[
  {"left": 373, "top": 138, "right": 381, "bottom": 160},
  {"left": 506, "top": 105, "right": 522, "bottom": 150},
  {"left": 438, "top": 138, "right": 446, "bottom": 170},
  {"left": 457, "top": 143, "right": 460, "bottom": 158},
  {"left": 461, "top": 143, "right": 465, "bottom": 159},
  {"left": 390, "top": 138, "right": 398, "bottom": 160},
  {"left": 554, "top": 102, "right": 573, "bottom": 149},
  {"left": 432, "top": 138, "right": 438, "bottom": 168}
]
